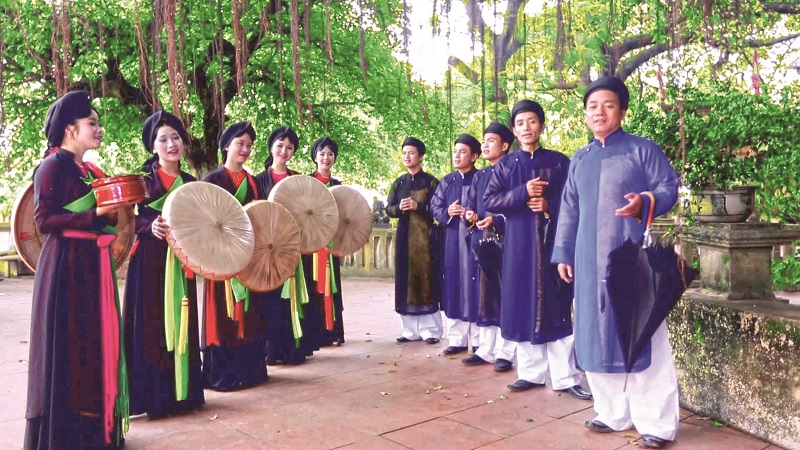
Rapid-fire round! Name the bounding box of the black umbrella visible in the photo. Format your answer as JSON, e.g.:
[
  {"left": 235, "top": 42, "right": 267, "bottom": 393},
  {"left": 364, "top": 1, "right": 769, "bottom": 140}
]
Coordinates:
[
  {"left": 605, "top": 199, "right": 697, "bottom": 376},
  {"left": 472, "top": 235, "right": 503, "bottom": 288}
]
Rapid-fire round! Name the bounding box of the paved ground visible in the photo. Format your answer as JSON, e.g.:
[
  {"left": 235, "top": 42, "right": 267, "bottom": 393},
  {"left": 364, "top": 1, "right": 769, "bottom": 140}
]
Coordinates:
[{"left": 0, "top": 276, "right": 782, "bottom": 450}]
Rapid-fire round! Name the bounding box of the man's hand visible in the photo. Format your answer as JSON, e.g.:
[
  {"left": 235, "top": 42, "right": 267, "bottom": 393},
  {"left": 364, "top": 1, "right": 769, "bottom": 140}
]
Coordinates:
[
  {"left": 476, "top": 216, "right": 494, "bottom": 230},
  {"left": 447, "top": 199, "right": 465, "bottom": 217},
  {"left": 399, "top": 197, "right": 418, "bottom": 211},
  {"left": 526, "top": 177, "right": 548, "bottom": 198},
  {"left": 527, "top": 197, "right": 549, "bottom": 213},
  {"left": 615, "top": 193, "right": 642, "bottom": 218},
  {"left": 557, "top": 264, "right": 573, "bottom": 283}
]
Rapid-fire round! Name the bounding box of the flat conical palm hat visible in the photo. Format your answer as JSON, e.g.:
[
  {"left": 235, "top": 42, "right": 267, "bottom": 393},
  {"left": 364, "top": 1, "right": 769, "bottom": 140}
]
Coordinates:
[
  {"left": 236, "top": 200, "right": 301, "bottom": 292},
  {"left": 11, "top": 182, "right": 135, "bottom": 272},
  {"left": 329, "top": 186, "right": 373, "bottom": 257},
  {"left": 267, "top": 175, "right": 339, "bottom": 254},
  {"left": 162, "top": 181, "right": 254, "bottom": 281}
]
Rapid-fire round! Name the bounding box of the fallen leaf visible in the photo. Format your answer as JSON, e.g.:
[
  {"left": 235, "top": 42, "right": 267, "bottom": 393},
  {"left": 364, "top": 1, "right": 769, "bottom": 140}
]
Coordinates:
[
  {"left": 388, "top": 369, "right": 397, "bottom": 373},
  {"left": 209, "top": 414, "right": 218, "bottom": 420},
  {"left": 20, "top": 340, "right": 28, "bottom": 344},
  {"left": 487, "top": 400, "right": 494, "bottom": 404},
  {"left": 378, "top": 362, "right": 386, "bottom": 365},
  {"left": 714, "top": 421, "right": 725, "bottom": 428},
  {"left": 366, "top": 339, "right": 373, "bottom": 342},
  {"left": 366, "top": 332, "right": 373, "bottom": 335},
  {"left": 426, "top": 354, "right": 431, "bottom": 358},
  {"left": 380, "top": 392, "right": 390, "bottom": 396},
  {"left": 426, "top": 390, "right": 431, "bottom": 394},
  {"left": 464, "top": 394, "right": 469, "bottom": 397},
  {"left": 393, "top": 362, "right": 398, "bottom": 366},
  {"left": 499, "top": 395, "right": 508, "bottom": 400},
  {"left": 526, "top": 418, "right": 534, "bottom": 423},
  {"left": 429, "top": 385, "right": 443, "bottom": 391},
  {"left": 366, "top": 355, "right": 371, "bottom": 358}
]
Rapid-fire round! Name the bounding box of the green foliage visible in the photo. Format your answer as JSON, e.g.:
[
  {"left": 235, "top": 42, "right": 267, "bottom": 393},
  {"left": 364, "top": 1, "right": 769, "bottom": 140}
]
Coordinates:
[
  {"left": 772, "top": 244, "right": 800, "bottom": 291},
  {"left": 627, "top": 84, "right": 800, "bottom": 222}
]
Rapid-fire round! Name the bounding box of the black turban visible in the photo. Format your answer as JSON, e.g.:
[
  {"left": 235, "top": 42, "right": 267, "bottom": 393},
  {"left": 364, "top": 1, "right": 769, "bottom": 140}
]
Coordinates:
[
  {"left": 583, "top": 76, "right": 630, "bottom": 110},
  {"left": 219, "top": 121, "right": 256, "bottom": 163},
  {"left": 402, "top": 137, "right": 426, "bottom": 156},
  {"left": 265, "top": 126, "right": 299, "bottom": 169},
  {"left": 44, "top": 90, "right": 95, "bottom": 152},
  {"left": 484, "top": 122, "right": 514, "bottom": 144},
  {"left": 455, "top": 134, "right": 481, "bottom": 155},
  {"left": 510, "top": 100, "right": 545, "bottom": 127},
  {"left": 310, "top": 136, "right": 339, "bottom": 162},
  {"left": 141, "top": 111, "right": 188, "bottom": 152}
]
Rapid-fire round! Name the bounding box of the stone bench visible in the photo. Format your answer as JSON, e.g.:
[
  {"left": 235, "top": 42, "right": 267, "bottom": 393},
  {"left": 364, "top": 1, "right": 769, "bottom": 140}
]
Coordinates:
[{"left": 0, "top": 253, "right": 32, "bottom": 278}]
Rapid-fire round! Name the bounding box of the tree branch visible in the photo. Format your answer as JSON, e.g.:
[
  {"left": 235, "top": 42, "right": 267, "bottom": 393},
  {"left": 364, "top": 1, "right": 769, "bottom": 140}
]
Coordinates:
[
  {"left": 764, "top": 2, "right": 800, "bottom": 14},
  {"left": 447, "top": 56, "right": 479, "bottom": 83}
]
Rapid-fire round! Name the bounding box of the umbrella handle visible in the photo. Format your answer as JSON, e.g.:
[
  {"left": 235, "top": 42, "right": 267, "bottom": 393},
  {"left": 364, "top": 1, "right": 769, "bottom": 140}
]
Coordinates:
[{"left": 642, "top": 191, "right": 657, "bottom": 247}]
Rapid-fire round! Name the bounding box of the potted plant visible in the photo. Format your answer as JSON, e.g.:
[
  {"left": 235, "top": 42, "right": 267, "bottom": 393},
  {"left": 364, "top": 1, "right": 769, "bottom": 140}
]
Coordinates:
[{"left": 627, "top": 85, "right": 787, "bottom": 223}]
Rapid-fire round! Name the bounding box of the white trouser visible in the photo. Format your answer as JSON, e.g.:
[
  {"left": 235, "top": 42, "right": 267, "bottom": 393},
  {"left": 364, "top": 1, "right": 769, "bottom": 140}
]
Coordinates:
[
  {"left": 475, "top": 325, "right": 516, "bottom": 363},
  {"left": 585, "top": 321, "right": 680, "bottom": 441},
  {"left": 399, "top": 313, "right": 443, "bottom": 340},
  {"left": 516, "top": 334, "right": 581, "bottom": 390},
  {"left": 445, "top": 317, "right": 480, "bottom": 347}
]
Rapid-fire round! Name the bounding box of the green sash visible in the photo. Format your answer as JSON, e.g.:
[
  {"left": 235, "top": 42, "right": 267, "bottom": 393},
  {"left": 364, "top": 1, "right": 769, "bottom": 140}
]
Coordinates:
[{"left": 230, "top": 177, "right": 250, "bottom": 311}]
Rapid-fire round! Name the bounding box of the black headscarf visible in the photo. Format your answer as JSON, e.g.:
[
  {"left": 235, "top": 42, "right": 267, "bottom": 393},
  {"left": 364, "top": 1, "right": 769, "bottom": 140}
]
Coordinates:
[
  {"left": 455, "top": 134, "right": 481, "bottom": 155},
  {"left": 310, "top": 136, "right": 339, "bottom": 163},
  {"left": 264, "top": 126, "right": 299, "bottom": 169},
  {"left": 402, "top": 137, "right": 426, "bottom": 156},
  {"left": 140, "top": 111, "right": 189, "bottom": 171},
  {"left": 219, "top": 121, "right": 256, "bottom": 163},
  {"left": 583, "top": 76, "right": 630, "bottom": 109},
  {"left": 43, "top": 90, "right": 95, "bottom": 155},
  {"left": 142, "top": 111, "right": 188, "bottom": 152},
  {"left": 484, "top": 122, "right": 514, "bottom": 144},
  {"left": 509, "top": 100, "right": 545, "bottom": 127}
]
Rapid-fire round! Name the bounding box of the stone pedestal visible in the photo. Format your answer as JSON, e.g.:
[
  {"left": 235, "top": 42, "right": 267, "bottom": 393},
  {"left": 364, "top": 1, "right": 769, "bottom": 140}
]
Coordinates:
[{"left": 683, "top": 223, "right": 800, "bottom": 300}]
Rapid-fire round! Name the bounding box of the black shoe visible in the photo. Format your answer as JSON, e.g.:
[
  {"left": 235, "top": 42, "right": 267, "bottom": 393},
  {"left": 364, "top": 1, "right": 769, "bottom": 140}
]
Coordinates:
[
  {"left": 560, "top": 385, "right": 593, "bottom": 400},
  {"left": 493, "top": 358, "right": 512, "bottom": 372},
  {"left": 584, "top": 420, "right": 613, "bottom": 433},
  {"left": 507, "top": 379, "right": 545, "bottom": 392},
  {"left": 396, "top": 336, "right": 418, "bottom": 343},
  {"left": 442, "top": 346, "right": 468, "bottom": 355},
  {"left": 462, "top": 354, "right": 489, "bottom": 365},
  {"left": 641, "top": 435, "right": 667, "bottom": 449},
  {"left": 424, "top": 337, "right": 440, "bottom": 344}
]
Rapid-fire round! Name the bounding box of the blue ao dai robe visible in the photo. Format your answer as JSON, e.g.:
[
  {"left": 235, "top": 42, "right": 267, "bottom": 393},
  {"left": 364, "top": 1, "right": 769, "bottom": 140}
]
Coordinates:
[
  {"left": 430, "top": 168, "right": 478, "bottom": 322},
  {"left": 551, "top": 129, "right": 679, "bottom": 373},
  {"left": 464, "top": 165, "right": 506, "bottom": 327}
]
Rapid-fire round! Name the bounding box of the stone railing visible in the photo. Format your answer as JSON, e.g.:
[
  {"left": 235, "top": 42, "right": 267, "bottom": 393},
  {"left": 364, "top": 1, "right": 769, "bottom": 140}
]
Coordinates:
[{"left": 340, "top": 227, "right": 395, "bottom": 278}]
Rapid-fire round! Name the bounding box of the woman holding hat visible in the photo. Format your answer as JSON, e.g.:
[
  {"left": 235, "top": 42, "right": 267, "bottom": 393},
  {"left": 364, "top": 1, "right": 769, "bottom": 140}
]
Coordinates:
[
  {"left": 255, "top": 126, "right": 314, "bottom": 365},
  {"left": 301, "top": 137, "right": 346, "bottom": 348},
  {"left": 25, "top": 91, "right": 129, "bottom": 449},
  {"left": 123, "top": 111, "right": 205, "bottom": 417},
  {"left": 201, "top": 121, "right": 269, "bottom": 391}
]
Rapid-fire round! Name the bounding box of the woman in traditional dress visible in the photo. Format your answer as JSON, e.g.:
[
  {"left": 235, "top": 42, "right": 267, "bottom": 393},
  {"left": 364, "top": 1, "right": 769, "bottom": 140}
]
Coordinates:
[
  {"left": 303, "top": 136, "right": 345, "bottom": 347},
  {"left": 123, "top": 111, "right": 205, "bottom": 418},
  {"left": 25, "top": 91, "right": 129, "bottom": 449},
  {"left": 202, "top": 122, "right": 269, "bottom": 390},
  {"left": 254, "top": 126, "right": 314, "bottom": 364}
]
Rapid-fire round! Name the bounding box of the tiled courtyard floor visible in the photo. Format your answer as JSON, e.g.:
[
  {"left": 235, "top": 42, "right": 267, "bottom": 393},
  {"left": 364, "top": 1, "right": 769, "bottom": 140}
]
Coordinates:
[{"left": 0, "top": 276, "right": 783, "bottom": 449}]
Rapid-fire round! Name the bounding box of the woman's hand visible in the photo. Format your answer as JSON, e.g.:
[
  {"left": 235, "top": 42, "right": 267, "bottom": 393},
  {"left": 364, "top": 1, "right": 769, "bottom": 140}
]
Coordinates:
[{"left": 151, "top": 215, "right": 170, "bottom": 240}]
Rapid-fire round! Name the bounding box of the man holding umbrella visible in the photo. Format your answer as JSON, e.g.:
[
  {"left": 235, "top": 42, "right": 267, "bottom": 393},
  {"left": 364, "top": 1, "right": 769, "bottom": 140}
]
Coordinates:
[{"left": 551, "top": 76, "right": 680, "bottom": 449}]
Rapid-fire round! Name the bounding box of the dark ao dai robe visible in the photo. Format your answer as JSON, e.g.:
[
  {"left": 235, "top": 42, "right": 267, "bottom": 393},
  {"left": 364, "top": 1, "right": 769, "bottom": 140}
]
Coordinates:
[
  {"left": 254, "top": 168, "right": 315, "bottom": 364},
  {"left": 484, "top": 148, "right": 574, "bottom": 344},
  {"left": 25, "top": 149, "right": 125, "bottom": 449},
  {"left": 201, "top": 168, "right": 269, "bottom": 389},
  {"left": 386, "top": 170, "right": 441, "bottom": 315},
  {"left": 123, "top": 160, "right": 204, "bottom": 417}
]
